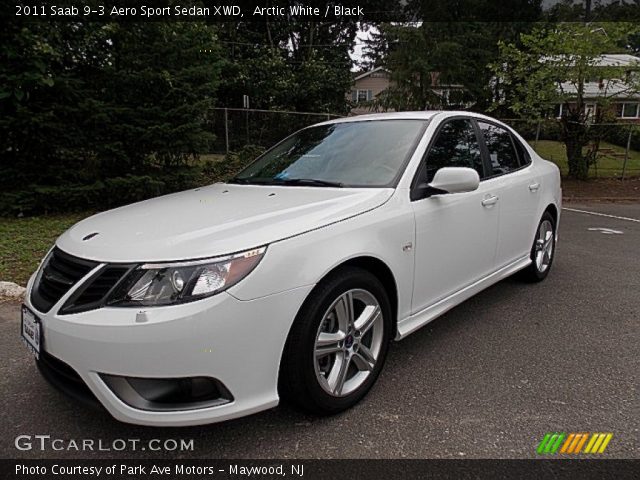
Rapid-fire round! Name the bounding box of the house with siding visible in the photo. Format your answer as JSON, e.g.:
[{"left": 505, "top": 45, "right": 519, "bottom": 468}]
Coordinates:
[
  {"left": 348, "top": 67, "right": 392, "bottom": 114},
  {"left": 348, "top": 67, "right": 466, "bottom": 114},
  {"left": 552, "top": 54, "right": 640, "bottom": 122}
]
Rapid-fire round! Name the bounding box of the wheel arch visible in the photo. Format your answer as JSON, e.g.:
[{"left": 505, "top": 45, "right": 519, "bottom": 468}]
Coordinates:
[
  {"left": 285, "top": 255, "right": 400, "bottom": 344},
  {"left": 336, "top": 256, "right": 399, "bottom": 334},
  {"left": 544, "top": 203, "right": 558, "bottom": 225},
  {"left": 277, "top": 255, "right": 399, "bottom": 407}
]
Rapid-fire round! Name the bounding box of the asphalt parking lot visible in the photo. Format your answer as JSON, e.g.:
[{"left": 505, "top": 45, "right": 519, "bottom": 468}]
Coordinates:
[{"left": 1, "top": 203, "right": 638, "bottom": 459}]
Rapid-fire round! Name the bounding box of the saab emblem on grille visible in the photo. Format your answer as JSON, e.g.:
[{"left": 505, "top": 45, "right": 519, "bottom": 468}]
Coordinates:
[{"left": 82, "top": 232, "right": 100, "bottom": 241}]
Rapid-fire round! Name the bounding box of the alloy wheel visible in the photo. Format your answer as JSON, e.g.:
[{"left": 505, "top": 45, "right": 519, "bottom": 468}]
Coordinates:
[
  {"left": 534, "top": 219, "right": 554, "bottom": 273},
  {"left": 313, "top": 289, "right": 384, "bottom": 397}
]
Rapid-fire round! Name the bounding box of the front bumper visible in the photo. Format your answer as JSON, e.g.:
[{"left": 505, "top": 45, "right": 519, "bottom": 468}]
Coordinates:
[{"left": 25, "top": 275, "right": 313, "bottom": 426}]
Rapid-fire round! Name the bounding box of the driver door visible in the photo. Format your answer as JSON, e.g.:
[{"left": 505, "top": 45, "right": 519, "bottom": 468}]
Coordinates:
[{"left": 410, "top": 117, "right": 499, "bottom": 314}]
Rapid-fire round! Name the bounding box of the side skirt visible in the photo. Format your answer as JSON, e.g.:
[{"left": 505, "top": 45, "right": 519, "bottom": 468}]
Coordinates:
[{"left": 395, "top": 256, "right": 531, "bottom": 340}]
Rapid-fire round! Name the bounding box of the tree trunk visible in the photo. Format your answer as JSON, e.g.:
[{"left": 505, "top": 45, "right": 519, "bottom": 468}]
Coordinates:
[{"left": 560, "top": 112, "right": 590, "bottom": 180}]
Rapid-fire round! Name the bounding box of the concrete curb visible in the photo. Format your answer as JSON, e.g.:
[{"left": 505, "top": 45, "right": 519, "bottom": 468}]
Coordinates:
[
  {"left": 563, "top": 197, "right": 640, "bottom": 203},
  {"left": 0, "top": 282, "right": 26, "bottom": 302}
]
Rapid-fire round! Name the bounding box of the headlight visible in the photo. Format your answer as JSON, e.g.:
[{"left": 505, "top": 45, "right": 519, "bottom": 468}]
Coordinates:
[{"left": 107, "top": 247, "right": 266, "bottom": 307}]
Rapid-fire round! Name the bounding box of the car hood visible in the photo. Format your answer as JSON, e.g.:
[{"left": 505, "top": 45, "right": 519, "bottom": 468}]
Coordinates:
[{"left": 57, "top": 183, "right": 393, "bottom": 263}]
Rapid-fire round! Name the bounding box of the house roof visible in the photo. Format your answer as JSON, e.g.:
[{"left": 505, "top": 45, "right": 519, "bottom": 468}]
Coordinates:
[
  {"left": 559, "top": 80, "right": 640, "bottom": 99},
  {"left": 558, "top": 54, "right": 640, "bottom": 99},
  {"left": 595, "top": 54, "right": 640, "bottom": 67},
  {"left": 541, "top": 53, "right": 640, "bottom": 67},
  {"left": 538, "top": 54, "right": 640, "bottom": 99},
  {"left": 353, "top": 66, "right": 389, "bottom": 81}
]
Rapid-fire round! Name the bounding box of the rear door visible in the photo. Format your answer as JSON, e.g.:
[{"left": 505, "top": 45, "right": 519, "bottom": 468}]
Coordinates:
[
  {"left": 410, "top": 117, "right": 500, "bottom": 314},
  {"left": 476, "top": 121, "right": 539, "bottom": 268}
]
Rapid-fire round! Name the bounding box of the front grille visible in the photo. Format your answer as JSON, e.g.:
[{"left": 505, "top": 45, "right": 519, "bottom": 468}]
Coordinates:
[
  {"left": 31, "top": 248, "right": 98, "bottom": 313},
  {"left": 60, "top": 265, "right": 131, "bottom": 314}
]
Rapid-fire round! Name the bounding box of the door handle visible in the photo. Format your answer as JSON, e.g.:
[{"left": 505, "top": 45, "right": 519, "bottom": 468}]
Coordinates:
[
  {"left": 481, "top": 195, "right": 499, "bottom": 207},
  {"left": 529, "top": 182, "right": 540, "bottom": 192}
]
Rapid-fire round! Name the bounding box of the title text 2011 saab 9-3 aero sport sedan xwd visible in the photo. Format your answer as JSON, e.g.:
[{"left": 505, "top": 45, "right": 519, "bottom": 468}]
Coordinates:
[{"left": 21, "top": 111, "right": 561, "bottom": 426}]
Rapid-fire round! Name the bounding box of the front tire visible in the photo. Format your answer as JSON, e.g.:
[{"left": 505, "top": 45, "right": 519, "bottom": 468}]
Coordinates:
[
  {"left": 279, "top": 267, "right": 392, "bottom": 415},
  {"left": 520, "top": 211, "right": 556, "bottom": 282}
]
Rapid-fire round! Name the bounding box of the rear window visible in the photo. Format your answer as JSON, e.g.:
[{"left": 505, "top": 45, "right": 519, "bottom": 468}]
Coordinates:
[
  {"left": 512, "top": 136, "right": 532, "bottom": 166},
  {"left": 478, "top": 121, "right": 520, "bottom": 176}
]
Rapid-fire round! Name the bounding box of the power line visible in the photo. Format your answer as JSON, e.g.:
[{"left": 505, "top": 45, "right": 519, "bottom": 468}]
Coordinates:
[{"left": 217, "top": 40, "right": 365, "bottom": 47}]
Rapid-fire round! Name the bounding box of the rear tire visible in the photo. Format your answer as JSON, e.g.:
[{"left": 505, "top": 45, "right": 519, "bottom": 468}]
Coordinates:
[
  {"left": 279, "top": 267, "right": 392, "bottom": 415},
  {"left": 520, "top": 211, "right": 556, "bottom": 282}
]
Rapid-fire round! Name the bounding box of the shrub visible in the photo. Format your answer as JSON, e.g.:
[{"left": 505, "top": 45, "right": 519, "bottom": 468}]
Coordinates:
[
  {"left": 602, "top": 125, "right": 640, "bottom": 152},
  {"left": 508, "top": 119, "right": 563, "bottom": 142},
  {"left": 2, "top": 175, "right": 168, "bottom": 217},
  {"left": 201, "top": 145, "right": 265, "bottom": 183},
  {"left": 0, "top": 147, "right": 267, "bottom": 217}
]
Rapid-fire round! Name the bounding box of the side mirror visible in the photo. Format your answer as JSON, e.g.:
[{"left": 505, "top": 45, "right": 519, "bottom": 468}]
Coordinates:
[
  {"left": 411, "top": 167, "right": 480, "bottom": 200},
  {"left": 425, "top": 167, "right": 480, "bottom": 196}
]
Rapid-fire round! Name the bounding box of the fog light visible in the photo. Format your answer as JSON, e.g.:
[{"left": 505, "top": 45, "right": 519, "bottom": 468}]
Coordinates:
[
  {"left": 101, "top": 374, "right": 233, "bottom": 411},
  {"left": 128, "top": 377, "right": 218, "bottom": 403}
]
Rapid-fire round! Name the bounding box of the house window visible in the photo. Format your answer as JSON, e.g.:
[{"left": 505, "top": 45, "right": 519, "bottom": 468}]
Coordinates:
[
  {"left": 351, "top": 90, "right": 372, "bottom": 103},
  {"left": 585, "top": 103, "right": 596, "bottom": 120},
  {"left": 555, "top": 103, "right": 602, "bottom": 119},
  {"left": 617, "top": 102, "right": 639, "bottom": 118},
  {"left": 358, "top": 90, "right": 372, "bottom": 102},
  {"left": 554, "top": 104, "right": 563, "bottom": 118}
]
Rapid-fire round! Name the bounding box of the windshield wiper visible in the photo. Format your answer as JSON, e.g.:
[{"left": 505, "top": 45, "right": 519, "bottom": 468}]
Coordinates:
[
  {"left": 227, "top": 177, "right": 273, "bottom": 185},
  {"left": 277, "top": 178, "right": 344, "bottom": 188},
  {"left": 226, "top": 177, "right": 248, "bottom": 184},
  {"left": 227, "top": 177, "right": 343, "bottom": 187}
]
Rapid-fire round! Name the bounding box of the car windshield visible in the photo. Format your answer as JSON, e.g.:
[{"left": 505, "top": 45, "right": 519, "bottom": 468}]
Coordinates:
[{"left": 230, "top": 119, "right": 428, "bottom": 187}]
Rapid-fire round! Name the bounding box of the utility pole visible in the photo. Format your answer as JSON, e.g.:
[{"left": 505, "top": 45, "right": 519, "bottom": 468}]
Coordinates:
[
  {"left": 621, "top": 127, "right": 632, "bottom": 181},
  {"left": 585, "top": 0, "right": 591, "bottom": 22}
]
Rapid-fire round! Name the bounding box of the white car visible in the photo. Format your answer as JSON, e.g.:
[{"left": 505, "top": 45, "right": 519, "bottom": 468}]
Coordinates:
[{"left": 22, "top": 111, "right": 561, "bottom": 426}]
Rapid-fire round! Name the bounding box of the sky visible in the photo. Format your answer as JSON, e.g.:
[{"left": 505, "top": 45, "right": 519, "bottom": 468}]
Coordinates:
[{"left": 350, "top": 26, "right": 378, "bottom": 69}]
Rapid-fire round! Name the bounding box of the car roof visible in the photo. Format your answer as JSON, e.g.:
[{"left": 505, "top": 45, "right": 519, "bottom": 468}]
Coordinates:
[
  {"left": 320, "top": 111, "right": 439, "bottom": 125},
  {"left": 319, "top": 110, "right": 502, "bottom": 125},
  {"left": 314, "top": 111, "right": 534, "bottom": 155}
]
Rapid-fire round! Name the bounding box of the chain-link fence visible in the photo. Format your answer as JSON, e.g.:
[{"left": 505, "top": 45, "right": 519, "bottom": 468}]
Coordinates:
[
  {"left": 499, "top": 118, "right": 640, "bottom": 179},
  {"left": 209, "top": 108, "right": 342, "bottom": 155}
]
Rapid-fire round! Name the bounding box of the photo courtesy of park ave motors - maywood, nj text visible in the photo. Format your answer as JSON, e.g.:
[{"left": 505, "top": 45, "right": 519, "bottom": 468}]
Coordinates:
[{"left": 1, "top": 1, "right": 639, "bottom": 479}]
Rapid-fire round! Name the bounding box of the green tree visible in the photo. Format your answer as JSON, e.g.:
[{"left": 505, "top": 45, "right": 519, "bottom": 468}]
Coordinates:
[
  {"left": 0, "top": 19, "right": 108, "bottom": 187},
  {"left": 361, "top": 1, "right": 542, "bottom": 111},
  {"left": 0, "top": 19, "right": 223, "bottom": 188},
  {"left": 547, "top": 0, "right": 640, "bottom": 22},
  {"left": 492, "top": 23, "right": 640, "bottom": 179},
  {"left": 361, "top": 23, "right": 439, "bottom": 110},
  {"left": 96, "top": 22, "right": 222, "bottom": 173},
  {"left": 215, "top": 7, "right": 363, "bottom": 114}
]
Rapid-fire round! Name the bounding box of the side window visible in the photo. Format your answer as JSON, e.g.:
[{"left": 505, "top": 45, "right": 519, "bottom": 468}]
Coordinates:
[
  {"left": 478, "top": 122, "right": 520, "bottom": 176},
  {"left": 512, "top": 135, "right": 532, "bottom": 167},
  {"left": 424, "top": 119, "right": 484, "bottom": 182}
]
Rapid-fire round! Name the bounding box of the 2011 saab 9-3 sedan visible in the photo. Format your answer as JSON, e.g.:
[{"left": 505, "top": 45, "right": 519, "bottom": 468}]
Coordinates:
[{"left": 22, "top": 112, "right": 561, "bottom": 426}]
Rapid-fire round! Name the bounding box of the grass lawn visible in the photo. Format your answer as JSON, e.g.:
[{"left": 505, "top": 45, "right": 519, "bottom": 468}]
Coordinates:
[
  {"left": 0, "top": 213, "right": 88, "bottom": 286},
  {"left": 198, "top": 153, "right": 226, "bottom": 164},
  {"left": 531, "top": 140, "right": 640, "bottom": 178}
]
